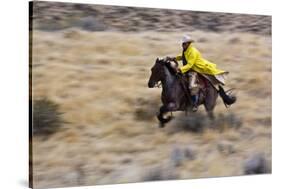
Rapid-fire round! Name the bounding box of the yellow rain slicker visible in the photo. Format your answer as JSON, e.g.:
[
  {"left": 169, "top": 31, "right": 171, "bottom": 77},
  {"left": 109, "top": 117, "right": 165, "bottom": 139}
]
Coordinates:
[{"left": 176, "top": 44, "right": 226, "bottom": 75}]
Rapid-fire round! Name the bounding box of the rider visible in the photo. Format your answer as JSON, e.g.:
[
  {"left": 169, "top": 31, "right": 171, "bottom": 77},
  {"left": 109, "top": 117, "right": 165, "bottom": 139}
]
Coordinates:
[{"left": 167, "top": 34, "right": 228, "bottom": 112}]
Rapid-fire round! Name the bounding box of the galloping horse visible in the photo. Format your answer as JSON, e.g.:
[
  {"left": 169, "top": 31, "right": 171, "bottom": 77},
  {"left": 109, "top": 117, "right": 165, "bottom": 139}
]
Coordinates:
[{"left": 148, "top": 58, "right": 236, "bottom": 127}]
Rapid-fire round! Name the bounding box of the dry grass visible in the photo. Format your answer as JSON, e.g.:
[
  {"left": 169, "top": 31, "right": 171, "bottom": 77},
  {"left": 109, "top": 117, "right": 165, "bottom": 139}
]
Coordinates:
[{"left": 31, "top": 29, "right": 271, "bottom": 188}]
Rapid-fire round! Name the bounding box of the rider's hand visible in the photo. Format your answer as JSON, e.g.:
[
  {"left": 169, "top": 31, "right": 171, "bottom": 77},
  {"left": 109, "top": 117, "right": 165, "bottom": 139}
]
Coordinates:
[
  {"left": 166, "top": 56, "right": 175, "bottom": 61},
  {"left": 176, "top": 68, "right": 181, "bottom": 74}
]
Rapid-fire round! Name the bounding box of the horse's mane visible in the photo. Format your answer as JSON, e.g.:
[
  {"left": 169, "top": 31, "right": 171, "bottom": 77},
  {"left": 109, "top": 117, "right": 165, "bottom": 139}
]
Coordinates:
[{"left": 158, "top": 58, "right": 178, "bottom": 75}]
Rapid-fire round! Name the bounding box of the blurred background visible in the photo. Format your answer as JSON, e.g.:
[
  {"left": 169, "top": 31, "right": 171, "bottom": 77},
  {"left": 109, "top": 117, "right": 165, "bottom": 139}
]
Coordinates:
[{"left": 30, "top": 1, "right": 271, "bottom": 188}]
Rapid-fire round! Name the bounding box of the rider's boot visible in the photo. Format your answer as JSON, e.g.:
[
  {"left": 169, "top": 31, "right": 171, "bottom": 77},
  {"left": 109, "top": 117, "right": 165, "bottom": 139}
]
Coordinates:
[{"left": 191, "top": 95, "right": 198, "bottom": 112}]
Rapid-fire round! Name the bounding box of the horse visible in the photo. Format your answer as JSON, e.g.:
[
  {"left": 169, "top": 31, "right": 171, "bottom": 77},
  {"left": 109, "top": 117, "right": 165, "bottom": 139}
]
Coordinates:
[{"left": 147, "top": 58, "right": 236, "bottom": 128}]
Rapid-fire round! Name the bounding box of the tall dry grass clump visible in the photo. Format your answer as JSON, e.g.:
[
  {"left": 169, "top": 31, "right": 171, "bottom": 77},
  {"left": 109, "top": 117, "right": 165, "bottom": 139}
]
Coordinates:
[{"left": 32, "top": 98, "right": 65, "bottom": 136}]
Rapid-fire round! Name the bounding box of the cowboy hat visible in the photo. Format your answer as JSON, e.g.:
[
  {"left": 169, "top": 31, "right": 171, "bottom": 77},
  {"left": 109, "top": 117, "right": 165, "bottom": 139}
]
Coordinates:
[{"left": 181, "top": 34, "right": 194, "bottom": 44}]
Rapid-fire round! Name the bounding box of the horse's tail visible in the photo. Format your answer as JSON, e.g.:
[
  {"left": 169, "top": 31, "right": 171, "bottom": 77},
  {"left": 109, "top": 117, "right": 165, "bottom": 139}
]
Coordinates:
[{"left": 218, "top": 85, "right": 236, "bottom": 107}]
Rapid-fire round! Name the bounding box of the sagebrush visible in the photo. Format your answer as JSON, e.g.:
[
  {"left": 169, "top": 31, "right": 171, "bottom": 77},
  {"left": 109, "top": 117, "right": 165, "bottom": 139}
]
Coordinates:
[{"left": 32, "top": 98, "right": 64, "bottom": 136}]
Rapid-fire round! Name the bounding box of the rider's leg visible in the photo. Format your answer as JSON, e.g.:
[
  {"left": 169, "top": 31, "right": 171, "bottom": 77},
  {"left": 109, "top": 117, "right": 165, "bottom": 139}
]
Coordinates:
[
  {"left": 191, "top": 94, "right": 198, "bottom": 112},
  {"left": 188, "top": 71, "right": 199, "bottom": 112},
  {"left": 191, "top": 95, "right": 198, "bottom": 105}
]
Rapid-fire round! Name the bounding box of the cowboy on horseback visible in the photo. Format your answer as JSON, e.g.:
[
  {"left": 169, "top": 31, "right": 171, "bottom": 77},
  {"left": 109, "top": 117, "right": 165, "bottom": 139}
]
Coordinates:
[{"left": 167, "top": 34, "right": 229, "bottom": 112}]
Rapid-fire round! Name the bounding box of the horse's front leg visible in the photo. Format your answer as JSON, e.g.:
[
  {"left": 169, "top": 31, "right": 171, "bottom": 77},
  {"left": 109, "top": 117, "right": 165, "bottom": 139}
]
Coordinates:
[
  {"left": 207, "top": 111, "right": 215, "bottom": 120},
  {"left": 157, "top": 102, "right": 178, "bottom": 128}
]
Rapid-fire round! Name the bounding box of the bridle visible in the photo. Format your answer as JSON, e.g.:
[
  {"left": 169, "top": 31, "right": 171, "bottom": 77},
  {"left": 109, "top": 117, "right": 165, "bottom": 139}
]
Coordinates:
[{"left": 155, "top": 81, "right": 162, "bottom": 88}]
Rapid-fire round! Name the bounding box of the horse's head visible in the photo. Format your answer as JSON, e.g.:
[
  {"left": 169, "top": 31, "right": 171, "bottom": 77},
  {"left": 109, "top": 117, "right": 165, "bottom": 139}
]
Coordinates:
[
  {"left": 148, "top": 58, "right": 178, "bottom": 88},
  {"left": 148, "top": 58, "right": 166, "bottom": 88}
]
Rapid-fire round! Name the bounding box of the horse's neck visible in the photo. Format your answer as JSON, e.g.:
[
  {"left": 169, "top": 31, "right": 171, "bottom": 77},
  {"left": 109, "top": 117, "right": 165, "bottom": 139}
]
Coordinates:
[{"left": 161, "top": 66, "right": 176, "bottom": 93}]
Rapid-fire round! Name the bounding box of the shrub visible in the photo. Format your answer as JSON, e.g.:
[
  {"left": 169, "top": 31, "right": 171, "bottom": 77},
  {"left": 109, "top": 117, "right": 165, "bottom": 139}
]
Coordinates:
[
  {"left": 170, "top": 112, "right": 209, "bottom": 133},
  {"left": 169, "top": 112, "right": 242, "bottom": 134},
  {"left": 32, "top": 98, "right": 64, "bottom": 136},
  {"left": 141, "top": 166, "right": 178, "bottom": 181},
  {"left": 243, "top": 153, "right": 270, "bottom": 174}
]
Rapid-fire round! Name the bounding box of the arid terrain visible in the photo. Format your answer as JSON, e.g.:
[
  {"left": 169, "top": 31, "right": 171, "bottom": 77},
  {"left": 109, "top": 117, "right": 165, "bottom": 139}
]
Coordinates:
[{"left": 30, "top": 2, "right": 272, "bottom": 189}]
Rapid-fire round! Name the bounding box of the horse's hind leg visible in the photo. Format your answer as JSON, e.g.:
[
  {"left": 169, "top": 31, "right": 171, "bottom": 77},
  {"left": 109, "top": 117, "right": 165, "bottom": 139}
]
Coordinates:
[{"left": 204, "top": 86, "right": 218, "bottom": 121}]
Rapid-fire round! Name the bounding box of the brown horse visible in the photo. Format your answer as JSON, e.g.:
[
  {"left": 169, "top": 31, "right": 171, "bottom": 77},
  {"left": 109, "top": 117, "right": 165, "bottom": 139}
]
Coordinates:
[{"left": 148, "top": 58, "right": 236, "bottom": 127}]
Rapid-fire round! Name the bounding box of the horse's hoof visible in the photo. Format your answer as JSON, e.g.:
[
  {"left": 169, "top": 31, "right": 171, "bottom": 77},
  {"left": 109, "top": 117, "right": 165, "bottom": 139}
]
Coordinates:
[
  {"left": 166, "top": 116, "right": 173, "bottom": 122},
  {"left": 157, "top": 114, "right": 161, "bottom": 121}
]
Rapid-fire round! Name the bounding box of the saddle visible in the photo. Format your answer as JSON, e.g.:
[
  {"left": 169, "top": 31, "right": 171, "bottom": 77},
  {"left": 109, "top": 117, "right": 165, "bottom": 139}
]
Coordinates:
[
  {"left": 193, "top": 73, "right": 209, "bottom": 92},
  {"left": 179, "top": 72, "right": 210, "bottom": 103}
]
